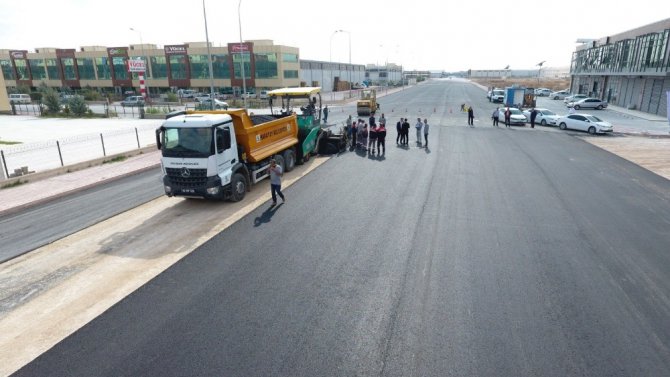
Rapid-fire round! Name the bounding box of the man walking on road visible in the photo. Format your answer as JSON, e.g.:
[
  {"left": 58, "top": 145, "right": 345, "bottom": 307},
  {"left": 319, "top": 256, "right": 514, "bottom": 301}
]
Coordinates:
[
  {"left": 423, "top": 118, "right": 430, "bottom": 148},
  {"left": 415, "top": 118, "right": 423, "bottom": 146},
  {"left": 492, "top": 107, "right": 500, "bottom": 127},
  {"left": 467, "top": 106, "right": 475, "bottom": 126},
  {"left": 268, "top": 158, "right": 285, "bottom": 206}
]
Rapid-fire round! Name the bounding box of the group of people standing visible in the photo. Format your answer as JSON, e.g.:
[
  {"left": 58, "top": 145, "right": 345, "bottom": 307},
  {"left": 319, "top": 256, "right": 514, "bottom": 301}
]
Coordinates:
[
  {"left": 396, "top": 117, "right": 430, "bottom": 148},
  {"left": 491, "top": 107, "right": 512, "bottom": 127},
  {"left": 346, "top": 114, "right": 388, "bottom": 155}
]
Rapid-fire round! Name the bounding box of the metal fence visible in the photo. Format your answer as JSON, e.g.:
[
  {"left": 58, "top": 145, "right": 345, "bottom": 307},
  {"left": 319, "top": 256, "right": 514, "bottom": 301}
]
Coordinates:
[
  {"left": 9, "top": 102, "right": 184, "bottom": 119},
  {"left": 0, "top": 124, "right": 157, "bottom": 179}
]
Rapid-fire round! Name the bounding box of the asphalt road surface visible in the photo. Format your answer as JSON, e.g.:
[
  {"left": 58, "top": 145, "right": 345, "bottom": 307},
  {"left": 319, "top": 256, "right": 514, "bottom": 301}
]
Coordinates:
[
  {"left": 0, "top": 168, "right": 163, "bottom": 263},
  {"left": 13, "top": 80, "right": 670, "bottom": 376}
]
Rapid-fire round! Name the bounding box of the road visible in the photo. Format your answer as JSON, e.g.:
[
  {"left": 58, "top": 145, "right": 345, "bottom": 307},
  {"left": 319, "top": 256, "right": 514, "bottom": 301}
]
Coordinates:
[
  {"left": 9, "top": 80, "right": 670, "bottom": 376},
  {"left": 0, "top": 168, "right": 163, "bottom": 263}
]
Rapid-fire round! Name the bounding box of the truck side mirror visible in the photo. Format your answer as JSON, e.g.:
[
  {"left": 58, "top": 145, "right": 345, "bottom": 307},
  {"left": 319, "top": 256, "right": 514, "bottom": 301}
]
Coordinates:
[{"left": 155, "top": 128, "right": 162, "bottom": 150}]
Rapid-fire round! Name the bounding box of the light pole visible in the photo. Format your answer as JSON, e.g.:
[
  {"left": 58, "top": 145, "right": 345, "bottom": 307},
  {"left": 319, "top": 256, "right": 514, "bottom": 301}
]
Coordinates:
[
  {"left": 536, "top": 61, "right": 545, "bottom": 87},
  {"left": 129, "top": 27, "right": 149, "bottom": 100},
  {"left": 203, "top": 0, "right": 215, "bottom": 108},
  {"left": 333, "top": 30, "right": 351, "bottom": 97},
  {"left": 238, "top": 0, "right": 247, "bottom": 108},
  {"left": 329, "top": 30, "right": 337, "bottom": 94}
]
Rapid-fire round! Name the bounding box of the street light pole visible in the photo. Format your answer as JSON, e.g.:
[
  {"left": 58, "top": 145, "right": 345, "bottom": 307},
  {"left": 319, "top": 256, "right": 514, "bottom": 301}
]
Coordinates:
[
  {"left": 329, "top": 31, "right": 337, "bottom": 94},
  {"left": 203, "top": 0, "right": 215, "bottom": 109},
  {"left": 129, "top": 27, "right": 149, "bottom": 100},
  {"left": 238, "top": 0, "right": 247, "bottom": 108}
]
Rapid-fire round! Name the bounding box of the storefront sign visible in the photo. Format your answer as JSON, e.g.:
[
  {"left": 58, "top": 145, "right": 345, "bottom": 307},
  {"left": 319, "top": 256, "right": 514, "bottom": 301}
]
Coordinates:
[
  {"left": 128, "top": 58, "right": 146, "bottom": 72},
  {"left": 165, "top": 46, "right": 187, "bottom": 55}
]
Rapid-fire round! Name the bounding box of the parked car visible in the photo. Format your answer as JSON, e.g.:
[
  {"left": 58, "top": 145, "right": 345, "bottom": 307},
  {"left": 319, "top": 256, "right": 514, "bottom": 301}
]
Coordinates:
[
  {"left": 258, "top": 90, "right": 269, "bottom": 100},
  {"left": 557, "top": 114, "right": 613, "bottom": 134},
  {"left": 567, "top": 97, "right": 608, "bottom": 110},
  {"left": 564, "top": 94, "right": 588, "bottom": 104},
  {"left": 489, "top": 89, "right": 505, "bottom": 103},
  {"left": 534, "top": 88, "right": 552, "bottom": 96},
  {"left": 194, "top": 94, "right": 212, "bottom": 103},
  {"left": 196, "top": 98, "right": 229, "bottom": 110},
  {"left": 497, "top": 107, "right": 527, "bottom": 125},
  {"left": 9, "top": 93, "right": 32, "bottom": 104},
  {"left": 121, "top": 95, "right": 145, "bottom": 107},
  {"left": 177, "top": 89, "right": 198, "bottom": 98},
  {"left": 522, "top": 108, "right": 561, "bottom": 126},
  {"left": 549, "top": 90, "right": 570, "bottom": 100}
]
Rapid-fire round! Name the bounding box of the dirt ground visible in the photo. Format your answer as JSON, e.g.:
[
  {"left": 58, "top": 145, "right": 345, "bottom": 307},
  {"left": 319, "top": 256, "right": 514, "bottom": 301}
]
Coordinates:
[{"left": 472, "top": 78, "right": 571, "bottom": 91}]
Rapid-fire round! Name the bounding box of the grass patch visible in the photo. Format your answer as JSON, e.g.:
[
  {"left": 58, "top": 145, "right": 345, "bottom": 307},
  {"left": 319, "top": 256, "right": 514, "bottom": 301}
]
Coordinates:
[
  {"left": 0, "top": 140, "right": 22, "bottom": 145},
  {"left": 102, "top": 155, "right": 128, "bottom": 164},
  {"left": 1, "top": 179, "right": 28, "bottom": 189}
]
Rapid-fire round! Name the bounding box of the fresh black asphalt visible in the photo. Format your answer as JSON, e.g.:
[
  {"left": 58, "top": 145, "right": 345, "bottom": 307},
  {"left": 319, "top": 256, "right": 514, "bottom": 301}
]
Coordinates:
[{"left": 11, "top": 80, "right": 670, "bottom": 376}]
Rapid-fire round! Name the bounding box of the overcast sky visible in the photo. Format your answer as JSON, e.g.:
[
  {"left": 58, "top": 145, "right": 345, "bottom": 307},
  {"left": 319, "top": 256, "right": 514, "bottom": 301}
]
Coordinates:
[{"left": 0, "top": 0, "right": 667, "bottom": 72}]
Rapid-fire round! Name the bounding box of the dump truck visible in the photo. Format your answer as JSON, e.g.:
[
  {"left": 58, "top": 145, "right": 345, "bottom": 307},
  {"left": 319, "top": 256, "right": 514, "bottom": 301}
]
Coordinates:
[
  {"left": 357, "top": 89, "right": 379, "bottom": 116},
  {"left": 155, "top": 109, "right": 299, "bottom": 202}
]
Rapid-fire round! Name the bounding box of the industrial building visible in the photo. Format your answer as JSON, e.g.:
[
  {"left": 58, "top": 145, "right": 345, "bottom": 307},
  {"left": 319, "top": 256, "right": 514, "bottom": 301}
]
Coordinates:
[{"left": 570, "top": 18, "right": 670, "bottom": 117}]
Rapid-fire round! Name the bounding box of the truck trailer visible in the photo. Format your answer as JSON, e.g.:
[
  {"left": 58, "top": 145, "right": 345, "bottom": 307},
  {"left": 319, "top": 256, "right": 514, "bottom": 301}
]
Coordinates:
[{"left": 156, "top": 109, "right": 299, "bottom": 202}]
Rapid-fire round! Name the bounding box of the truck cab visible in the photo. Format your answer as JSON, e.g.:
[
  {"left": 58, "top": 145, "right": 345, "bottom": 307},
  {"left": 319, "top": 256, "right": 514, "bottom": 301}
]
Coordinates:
[{"left": 156, "top": 113, "right": 243, "bottom": 200}]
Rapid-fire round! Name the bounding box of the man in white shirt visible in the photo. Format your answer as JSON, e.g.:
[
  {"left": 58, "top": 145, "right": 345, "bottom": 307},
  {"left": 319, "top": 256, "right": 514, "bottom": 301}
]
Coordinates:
[
  {"left": 415, "top": 118, "right": 423, "bottom": 146},
  {"left": 268, "top": 159, "right": 285, "bottom": 206},
  {"left": 423, "top": 119, "right": 430, "bottom": 148}
]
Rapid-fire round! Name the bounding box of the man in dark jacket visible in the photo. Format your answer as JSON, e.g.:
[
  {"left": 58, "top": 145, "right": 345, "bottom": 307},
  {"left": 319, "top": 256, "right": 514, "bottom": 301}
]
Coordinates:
[
  {"left": 530, "top": 108, "right": 538, "bottom": 128},
  {"left": 401, "top": 118, "right": 410, "bottom": 145},
  {"left": 396, "top": 118, "right": 402, "bottom": 144},
  {"left": 377, "top": 123, "right": 387, "bottom": 154}
]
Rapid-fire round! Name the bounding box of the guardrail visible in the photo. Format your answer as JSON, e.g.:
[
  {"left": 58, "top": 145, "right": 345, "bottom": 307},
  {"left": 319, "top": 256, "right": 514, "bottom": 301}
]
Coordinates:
[{"left": 0, "top": 124, "right": 157, "bottom": 180}]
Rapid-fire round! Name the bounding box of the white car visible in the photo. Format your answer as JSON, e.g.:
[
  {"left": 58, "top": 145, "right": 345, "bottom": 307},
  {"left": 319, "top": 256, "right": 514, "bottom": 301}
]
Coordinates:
[
  {"left": 557, "top": 114, "right": 613, "bottom": 134},
  {"left": 564, "top": 94, "right": 588, "bottom": 104},
  {"left": 497, "top": 107, "right": 527, "bottom": 125},
  {"left": 535, "top": 88, "right": 552, "bottom": 97},
  {"left": 522, "top": 108, "right": 561, "bottom": 126},
  {"left": 196, "top": 98, "right": 229, "bottom": 110},
  {"left": 549, "top": 90, "right": 570, "bottom": 100}
]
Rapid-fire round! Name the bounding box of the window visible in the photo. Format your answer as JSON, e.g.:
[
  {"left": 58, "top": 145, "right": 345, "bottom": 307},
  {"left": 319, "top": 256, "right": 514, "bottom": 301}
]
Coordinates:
[
  {"left": 151, "top": 56, "right": 167, "bottom": 79},
  {"left": 189, "top": 54, "right": 211, "bottom": 79},
  {"left": 254, "top": 53, "right": 277, "bottom": 79},
  {"left": 112, "top": 56, "right": 128, "bottom": 80},
  {"left": 14, "top": 59, "right": 29, "bottom": 80},
  {"left": 96, "top": 57, "right": 112, "bottom": 79},
  {"left": 169, "top": 55, "right": 188, "bottom": 79},
  {"left": 45, "top": 59, "right": 61, "bottom": 80},
  {"left": 232, "top": 53, "right": 251, "bottom": 79},
  {"left": 77, "top": 58, "right": 95, "bottom": 80},
  {"left": 29, "top": 59, "right": 47, "bottom": 80},
  {"left": 61, "top": 58, "right": 77, "bottom": 80},
  {"left": 212, "top": 54, "right": 229, "bottom": 79},
  {"left": 282, "top": 53, "right": 298, "bottom": 62},
  {"left": 0, "top": 59, "right": 15, "bottom": 80},
  {"left": 283, "top": 70, "right": 298, "bottom": 78}
]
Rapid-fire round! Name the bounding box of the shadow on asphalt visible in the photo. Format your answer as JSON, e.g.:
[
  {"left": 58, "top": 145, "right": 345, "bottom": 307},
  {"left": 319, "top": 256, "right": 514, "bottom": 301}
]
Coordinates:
[{"left": 253, "top": 203, "right": 284, "bottom": 227}]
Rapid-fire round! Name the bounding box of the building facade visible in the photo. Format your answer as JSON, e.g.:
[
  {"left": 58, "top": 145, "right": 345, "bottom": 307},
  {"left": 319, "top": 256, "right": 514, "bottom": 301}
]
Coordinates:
[
  {"left": 570, "top": 18, "right": 670, "bottom": 116},
  {"left": 0, "top": 40, "right": 301, "bottom": 96}
]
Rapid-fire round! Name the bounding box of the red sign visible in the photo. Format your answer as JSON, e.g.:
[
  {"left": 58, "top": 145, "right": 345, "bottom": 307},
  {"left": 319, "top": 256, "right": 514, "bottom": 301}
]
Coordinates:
[
  {"left": 231, "top": 44, "right": 249, "bottom": 53},
  {"left": 128, "top": 59, "right": 146, "bottom": 72}
]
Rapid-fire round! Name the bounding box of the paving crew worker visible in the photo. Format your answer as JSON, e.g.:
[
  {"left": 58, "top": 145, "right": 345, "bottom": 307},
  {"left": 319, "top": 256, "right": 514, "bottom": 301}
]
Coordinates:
[
  {"left": 376, "top": 123, "right": 387, "bottom": 154},
  {"left": 369, "top": 123, "right": 378, "bottom": 154},
  {"left": 323, "top": 105, "right": 329, "bottom": 123},
  {"left": 423, "top": 118, "right": 430, "bottom": 148},
  {"left": 346, "top": 115, "right": 353, "bottom": 142},
  {"left": 468, "top": 106, "right": 474, "bottom": 126}
]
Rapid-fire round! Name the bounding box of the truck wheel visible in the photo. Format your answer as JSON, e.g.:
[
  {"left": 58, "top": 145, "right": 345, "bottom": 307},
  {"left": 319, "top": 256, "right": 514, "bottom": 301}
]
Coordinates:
[
  {"left": 274, "top": 154, "right": 285, "bottom": 172},
  {"left": 282, "top": 149, "right": 296, "bottom": 172},
  {"left": 229, "top": 173, "right": 246, "bottom": 202}
]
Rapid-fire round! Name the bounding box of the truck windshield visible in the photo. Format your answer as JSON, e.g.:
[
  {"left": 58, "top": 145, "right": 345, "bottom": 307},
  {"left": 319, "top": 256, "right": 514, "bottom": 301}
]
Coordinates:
[{"left": 162, "top": 127, "right": 213, "bottom": 158}]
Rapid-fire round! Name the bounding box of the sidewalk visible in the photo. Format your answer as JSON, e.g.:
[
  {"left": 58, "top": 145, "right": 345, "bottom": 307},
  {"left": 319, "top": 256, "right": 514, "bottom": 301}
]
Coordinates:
[{"left": 0, "top": 151, "right": 160, "bottom": 216}]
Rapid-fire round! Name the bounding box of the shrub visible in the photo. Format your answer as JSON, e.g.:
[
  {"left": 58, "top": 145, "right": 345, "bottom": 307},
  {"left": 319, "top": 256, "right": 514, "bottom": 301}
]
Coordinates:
[
  {"left": 166, "top": 92, "right": 178, "bottom": 102},
  {"left": 42, "top": 88, "right": 62, "bottom": 114},
  {"left": 68, "top": 96, "right": 89, "bottom": 116}
]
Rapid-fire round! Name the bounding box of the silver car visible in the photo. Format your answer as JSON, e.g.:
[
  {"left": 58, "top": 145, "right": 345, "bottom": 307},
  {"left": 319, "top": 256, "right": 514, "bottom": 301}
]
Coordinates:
[
  {"left": 550, "top": 90, "right": 570, "bottom": 100},
  {"left": 564, "top": 94, "right": 588, "bottom": 104},
  {"left": 567, "top": 98, "right": 608, "bottom": 110},
  {"left": 557, "top": 114, "right": 613, "bottom": 134}
]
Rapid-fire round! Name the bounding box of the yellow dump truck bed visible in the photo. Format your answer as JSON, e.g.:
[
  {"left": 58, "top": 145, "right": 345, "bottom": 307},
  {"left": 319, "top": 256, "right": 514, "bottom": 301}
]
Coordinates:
[{"left": 185, "top": 109, "right": 299, "bottom": 163}]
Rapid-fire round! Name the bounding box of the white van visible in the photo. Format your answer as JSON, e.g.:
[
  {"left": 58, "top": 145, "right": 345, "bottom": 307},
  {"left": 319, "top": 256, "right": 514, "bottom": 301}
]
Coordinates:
[{"left": 9, "top": 94, "right": 31, "bottom": 104}]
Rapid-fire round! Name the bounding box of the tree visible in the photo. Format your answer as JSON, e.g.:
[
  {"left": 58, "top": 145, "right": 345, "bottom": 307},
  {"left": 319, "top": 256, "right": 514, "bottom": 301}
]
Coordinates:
[
  {"left": 68, "top": 96, "right": 89, "bottom": 116},
  {"left": 42, "top": 88, "right": 62, "bottom": 114}
]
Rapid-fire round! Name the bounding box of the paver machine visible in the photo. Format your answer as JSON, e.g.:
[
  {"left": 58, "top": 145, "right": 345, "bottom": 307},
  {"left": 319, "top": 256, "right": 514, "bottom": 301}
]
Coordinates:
[{"left": 267, "top": 87, "right": 346, "bottom": 162}]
